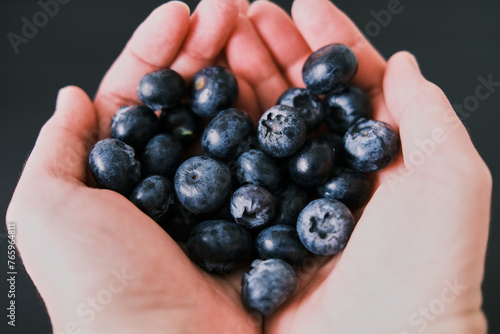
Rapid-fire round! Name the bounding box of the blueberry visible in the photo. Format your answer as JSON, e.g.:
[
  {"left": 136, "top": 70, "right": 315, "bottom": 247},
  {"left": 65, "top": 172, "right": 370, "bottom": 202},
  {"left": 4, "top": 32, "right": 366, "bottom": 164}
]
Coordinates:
[
  {"left": 187, "top": 220, "right": 252, "bottom": 273},
  {"left": 275, "top": 158, "right": 291, "bottom": 183},
  {"left": 89, "top": 139, "right": 141, "bottom": 196},
  {"left": 161, "top": 200, "right": 234, "bottom": 242},
  {"left": 159, "top": 103, "right": 202, "bottom": 145},
  {"left": 137, "top": 69, "right": 185, "bottom": 111},
  {"left": 257, "top": 105, "right": 307, "bottom": 158},
  {"left": 256, "top": 225, "right": 308, "bottom": 266},
  {"left": 169, "top": 194, "right": 235, "bottom": 233},
  {"left": 317, "top": 168, "right": 371, "bottom": 208},
  {"left": 241, "top": 259, "right": 297, "bottom": 316},
  {"left": 272, "top": 184, "right": 309, "bottom": 227},
  {"left": 201, "top": 198, "right": 234, "bottom": 223},
  {"left": 323, "top": 86, "right": 373, "bottom": 135},
  {"left": 318, "top": 133, "right": 347, "bottom": 166},
  {"left": 159, "top": 203, "right": 204, "bottom": 242},
  {"left": 231, "top": 184, "right": 275, "bottom": 229},
  {"left": 141, "top": 134, "right": 182, "bottom": 178},
  {"left": 129, "top": 175, "right": 174, "bottom": 222},
  {"left": 174, "top": 156, "right": 232, "bottom": 214},
  {"left": 110, "top": 105, "right": 159, "bottom": 150},
  {"left": 188, "top": 66, "right": 239, "bottom": 118},
  {"left": 277, "top": 88, "right": 324, "bottom": 133},
  {"left": 302, "top": 43, "right": 358, "bottom": 95},
  {"left": 202, "top": 109, "right": 254, "bottom": 162},
  {"left": 297, "top": 198, "right": 354, "bottom": 256},
  {"left": 344, "top": 118, "right": 399, "bottom": 172},
  {"left": 235, "top": 149, "right": 280, "bottom": 192},
  {"left": 288, "top": 138, "right": 335, "bottom": 188}
]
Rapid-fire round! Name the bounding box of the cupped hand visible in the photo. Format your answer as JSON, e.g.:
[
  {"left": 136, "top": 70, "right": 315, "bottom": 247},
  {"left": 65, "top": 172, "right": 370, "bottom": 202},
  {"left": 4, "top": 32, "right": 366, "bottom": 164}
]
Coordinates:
[
  {"left": 7, "top": 1, "right": 261, "bottom": 334},
  {"left": 239, "top": 1, "right": 491, "bottom": 333}
]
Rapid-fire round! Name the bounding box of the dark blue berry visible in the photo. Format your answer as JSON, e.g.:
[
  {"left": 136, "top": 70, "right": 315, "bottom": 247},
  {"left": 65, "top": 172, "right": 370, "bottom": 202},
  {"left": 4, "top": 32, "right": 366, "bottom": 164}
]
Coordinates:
[
  {"left": 256, "top": 225, "right": 308, "bottom": 266},
  {"left": 272, "top": 184, "right": 309, "bottom": 227},
  {"left": 188, "top": 66, "right": 239, "bottom": 118},
  {"left": 302, "top": 43, "right": 358, "bottom": 95},
  {"left": 257, "top": 105, "right": 307, "bottom": 158},
  {"left": 174, "top": 156, "right": 232, "bottom": 214},
  {"left": 110, "top": 105, "right": 159, "bottom": 150},
  {"left": 161, "top": 200, "right": 234, "bottom": 243},
  {"left": 277, "top": 88, "right": 324, "bottom": 133},
  {"left": 318, "top": 133, "right": 346, "bottom": 166},
  {"left": 202, "top": 108, "right": 254, "bottom": 162},
  {"left": 187, "top": 220, "right": 252, "bottom": 273},
  {"left": 231, "top": 184, "right": 275, "bottom": 229},
  {"left": 159, "top": 103, "right": 202, "bottom": 145},
  {"left": 317, "top": 168, "right": 371, "bottom": 208},
  {"left": 297, "top": 198, "right": 354, "bottom": 256},
  {"left": 241, "top": 259, "right": 297, "bottom": 316},
  {"left": 89, "top": 139, "right": 141, "bottom": 196},
  {"left": 235, "top": 149, "right": 280, "bottom": 192},
  {"left": 201, "top": 198, "right": 234, "bottom": 223},
  {"left": 137, "top": 69, "right": 185, "bottom": 110},
  {"left": 344, "top": 118, "right": 399, "bottom": 172},
  {"left": 159, "top": 203, "right": 204, "bottom": 242},
  {"left": 323, "top": 86, "right": 373, "bottom": 135},
  {"left": 288, "top": 138, "right": 335, "bottom": 187},
  {"left": 129, "top": 175, "right": 174, "bottom": 222},
  {"left": 141, "top": 134, "right": 182, "bottom": 178}
]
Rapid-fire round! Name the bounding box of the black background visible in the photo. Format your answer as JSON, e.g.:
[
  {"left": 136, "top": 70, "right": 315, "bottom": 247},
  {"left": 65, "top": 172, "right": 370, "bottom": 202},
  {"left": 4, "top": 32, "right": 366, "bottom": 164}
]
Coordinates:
[{"left": 1, "top": 0, "right": 498, "bottom": 333}]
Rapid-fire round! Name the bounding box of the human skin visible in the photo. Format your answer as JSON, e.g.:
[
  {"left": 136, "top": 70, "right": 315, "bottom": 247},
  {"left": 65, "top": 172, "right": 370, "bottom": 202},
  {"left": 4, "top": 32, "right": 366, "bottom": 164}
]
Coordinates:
[{"left": 6, "top": 0, "right": 492, "bottom": 333}]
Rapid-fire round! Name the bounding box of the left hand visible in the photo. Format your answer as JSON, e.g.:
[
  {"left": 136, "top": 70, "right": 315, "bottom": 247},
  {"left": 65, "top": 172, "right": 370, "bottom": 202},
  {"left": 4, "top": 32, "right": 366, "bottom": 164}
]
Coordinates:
[{"left": 7, "top": 1, "right": 262, "bottom": 333}]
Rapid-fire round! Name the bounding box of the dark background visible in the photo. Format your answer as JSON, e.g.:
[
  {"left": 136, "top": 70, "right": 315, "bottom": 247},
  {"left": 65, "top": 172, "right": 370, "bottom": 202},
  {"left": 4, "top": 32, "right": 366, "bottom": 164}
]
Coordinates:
[{"left": 1, "top": 0, "right": 498, "bottom": 333}]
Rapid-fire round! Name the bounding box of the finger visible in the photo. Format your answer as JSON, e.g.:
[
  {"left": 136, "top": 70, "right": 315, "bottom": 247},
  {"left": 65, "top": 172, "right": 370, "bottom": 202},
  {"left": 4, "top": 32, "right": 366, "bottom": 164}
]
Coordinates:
[
  {"left": 248, "top": 0, "right": 311, "bottom": 87},
  {"left": 383, "top": 52, "right": 482, "bottom": 169},
  {"left": 170, "top": 0, "right": 240, "bottom": 80},
  {"left": 95, "top": 2, "right": 191, "bottom": 120},
  {"left": 226, "top": 15, "right": 289, "bottom": 112},
  {"left": 24, "top": 86, "right": 97, "bottom": 184},
  {"left": 292, "top": 0, "right": 386, "bottom": 94},
  {"left": 233, "top": 77, "right": 262, "bottom": 124},
  {"left": 236, "top": 0, "right": 250, "bottom": 14}
]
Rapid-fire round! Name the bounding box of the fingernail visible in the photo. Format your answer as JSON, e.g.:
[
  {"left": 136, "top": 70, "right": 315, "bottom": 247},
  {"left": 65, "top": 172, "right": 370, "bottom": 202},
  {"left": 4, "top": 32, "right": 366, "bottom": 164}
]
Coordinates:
[
  {"left": 174, "top": 1, "right": 191, "bottom": 14},
  {"left": 405, "top": 52, "right": 420, "bottom": 71},
  {"left": 55, "top": 86, "right": 70, "bottom": 112}
]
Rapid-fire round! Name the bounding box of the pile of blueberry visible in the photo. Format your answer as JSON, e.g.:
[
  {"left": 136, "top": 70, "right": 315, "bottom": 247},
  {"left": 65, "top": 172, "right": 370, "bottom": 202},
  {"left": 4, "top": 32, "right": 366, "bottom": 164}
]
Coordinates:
[{"left": 89, "top": 43, "right": 399, "bottom": 316}]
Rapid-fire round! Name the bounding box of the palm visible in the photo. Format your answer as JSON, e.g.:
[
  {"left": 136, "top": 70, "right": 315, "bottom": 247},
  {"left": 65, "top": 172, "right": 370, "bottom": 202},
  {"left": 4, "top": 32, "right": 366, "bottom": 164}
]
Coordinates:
[
  {"left": 66, "top": 0, "right": 261, "bottom": 332},
  {"left": 241, "top": 1, "right": 490, "bottom": 333},
  {"left": 7, "top": 1, "right": 259, "bottom": 333},
  {"left": 267, "top": 157, "right": 490, "bottom": 333},
  {"left": 69, "top": 187, "right": 255, "bottom": 332},
  {"left": 10, "top": 171, "right": 254, "bottom": 333}
]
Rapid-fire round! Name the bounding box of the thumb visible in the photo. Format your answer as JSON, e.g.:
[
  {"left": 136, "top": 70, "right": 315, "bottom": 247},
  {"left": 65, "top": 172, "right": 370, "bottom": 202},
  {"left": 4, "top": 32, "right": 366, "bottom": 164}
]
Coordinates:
[
  {"left": 27, "top": 86, "right": 98, "bottom": 184},
  {"left": 7, "top": 86, "right": 98, "bottom": 228},
  {"left": 383, "top": 51, "right": 479, "bottom": 172}
]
